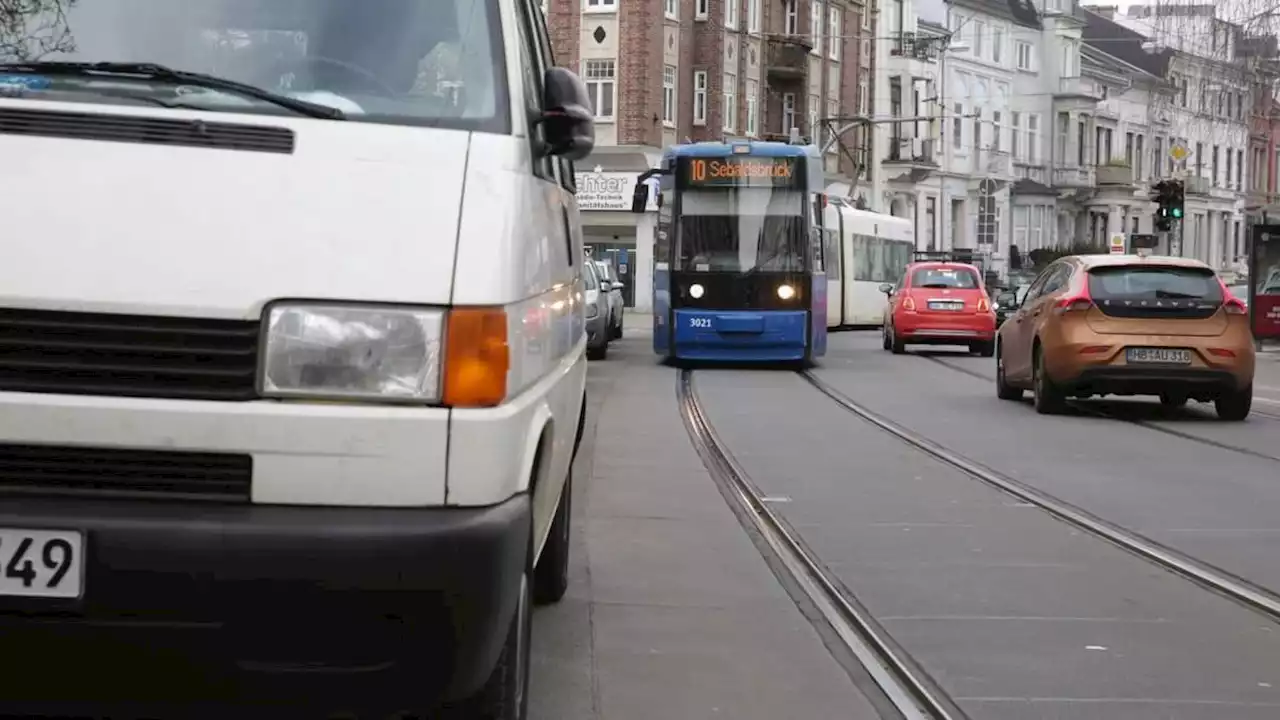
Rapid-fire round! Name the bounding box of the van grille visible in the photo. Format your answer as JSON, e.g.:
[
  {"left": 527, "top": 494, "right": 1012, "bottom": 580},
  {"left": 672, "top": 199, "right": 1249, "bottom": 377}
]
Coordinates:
[
  {"left": 0, "top": 107, "right": 296, "bottom": 154},
  {"left": 0, "top": 444, "right": 252, "bottom": 502},
  {"left": 0, "top": 308, "right": 260, "bottom": 401}
]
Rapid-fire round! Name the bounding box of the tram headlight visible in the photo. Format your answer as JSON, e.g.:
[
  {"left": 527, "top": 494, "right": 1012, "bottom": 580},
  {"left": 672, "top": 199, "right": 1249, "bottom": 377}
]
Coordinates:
[
  {"left": 776, "top": 284, "right": 796, "bottom": 300},
  {"left": 689, "top": 283, "right": 705, "bottom": 299}
]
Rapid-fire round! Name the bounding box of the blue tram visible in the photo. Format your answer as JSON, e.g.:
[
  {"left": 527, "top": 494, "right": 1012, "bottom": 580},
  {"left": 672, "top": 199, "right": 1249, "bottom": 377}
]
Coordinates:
[{"left": 629, "top": 141, "right": 828, "bottom": 364}]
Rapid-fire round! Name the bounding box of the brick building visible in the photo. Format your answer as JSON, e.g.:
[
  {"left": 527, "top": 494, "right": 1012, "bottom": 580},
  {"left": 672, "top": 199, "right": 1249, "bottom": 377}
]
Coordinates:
[{"left": 544, "top": 0, "right": 873, "bottom": 311}]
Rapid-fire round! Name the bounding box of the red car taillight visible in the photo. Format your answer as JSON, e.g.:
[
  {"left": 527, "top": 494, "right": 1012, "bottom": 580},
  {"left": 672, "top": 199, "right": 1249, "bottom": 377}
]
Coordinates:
[
  {"left": 1224, "top": 298, "right": 1247, "bottom": 315},
  {"left": 977, "top": 296, "right": 991, "bottom": 313},
  {"left": 902, "top": 296, "right": 917, "bottom": 312}
]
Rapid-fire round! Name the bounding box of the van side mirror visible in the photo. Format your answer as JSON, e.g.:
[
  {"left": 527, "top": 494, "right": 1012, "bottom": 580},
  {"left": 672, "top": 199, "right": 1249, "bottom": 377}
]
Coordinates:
[
  {"left": 631, "top": 183, "right": 649, "bottom": 214},
  {"left": 540, "top": 67, "right": 594, "bottom": 161},
  {"left": 996, "top": 292, "right": 1016, "bottom": 308},
  {"left": 878, "top": 283, "right": 895, "bottom": 295}
]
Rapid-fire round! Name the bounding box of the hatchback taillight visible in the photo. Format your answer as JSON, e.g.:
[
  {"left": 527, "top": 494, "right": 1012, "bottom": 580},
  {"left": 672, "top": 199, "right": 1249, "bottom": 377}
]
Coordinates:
[
  {"left": 1224, "top": 298, "right": 1248, "bottom": 315},
  {"left": 902, "top": 296, "right": 917, "bottom": 312}
]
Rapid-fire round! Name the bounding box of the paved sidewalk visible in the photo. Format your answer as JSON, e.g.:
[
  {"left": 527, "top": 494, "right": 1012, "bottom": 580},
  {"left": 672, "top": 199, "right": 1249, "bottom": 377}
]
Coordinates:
[{"left": 529, "top": 336, "right": 880, "bottom": 720}]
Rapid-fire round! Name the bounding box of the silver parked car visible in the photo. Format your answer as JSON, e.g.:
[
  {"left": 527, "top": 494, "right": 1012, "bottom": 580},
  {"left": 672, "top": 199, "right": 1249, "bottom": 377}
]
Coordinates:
[
  {"left": 593, "top": 259, "right": 625, "bottom": 339},
  {"left": 583, "top": 261, "right": 610, "bottom": 359}
]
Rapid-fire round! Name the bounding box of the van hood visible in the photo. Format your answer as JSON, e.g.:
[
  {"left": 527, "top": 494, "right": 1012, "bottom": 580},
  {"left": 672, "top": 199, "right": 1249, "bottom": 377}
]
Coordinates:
[{"left": 0, "top": 102, "right": 468, "bottom": 319}]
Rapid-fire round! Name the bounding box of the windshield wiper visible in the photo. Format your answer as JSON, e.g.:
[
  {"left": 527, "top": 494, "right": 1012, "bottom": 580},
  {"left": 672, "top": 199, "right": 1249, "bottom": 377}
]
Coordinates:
[{"left": 0, "top": 61, "right": 345, "bottom": 120}]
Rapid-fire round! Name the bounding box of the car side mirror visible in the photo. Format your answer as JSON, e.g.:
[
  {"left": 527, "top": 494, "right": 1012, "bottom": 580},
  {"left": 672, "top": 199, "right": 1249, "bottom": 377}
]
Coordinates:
[
  {"left": 540, "top": 67, "right": 594, "bottom": 161},
  {"left": 878, "top": 283, "right": 895, "bottom": 296},
  {"left": 611, "top": 281, "right": 625, "bottom": 290},
  {"left": 996, "top": 292, "right": 1015, "bottom": 307}
]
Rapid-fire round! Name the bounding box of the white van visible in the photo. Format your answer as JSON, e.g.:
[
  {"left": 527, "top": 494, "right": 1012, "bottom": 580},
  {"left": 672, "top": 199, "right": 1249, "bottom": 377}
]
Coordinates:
[{"left": 0, "top": 1, "right": 592, "bottom": 718}]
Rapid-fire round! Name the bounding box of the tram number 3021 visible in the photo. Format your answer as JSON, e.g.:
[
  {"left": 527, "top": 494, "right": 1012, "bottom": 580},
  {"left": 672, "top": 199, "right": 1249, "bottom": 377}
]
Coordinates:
[{"left": 688, "top": 317, "right": 714, "bottom": 329}]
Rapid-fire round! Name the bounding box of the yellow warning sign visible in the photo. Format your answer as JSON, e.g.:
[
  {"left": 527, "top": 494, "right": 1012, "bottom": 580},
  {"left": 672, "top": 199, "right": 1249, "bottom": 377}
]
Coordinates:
[{"left": 1169, "top": 143, "right": 1189, "bottom": 162}]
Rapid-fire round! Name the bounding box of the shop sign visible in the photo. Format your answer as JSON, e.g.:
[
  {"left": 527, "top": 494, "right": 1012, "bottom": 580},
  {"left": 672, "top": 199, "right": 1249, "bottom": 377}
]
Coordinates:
[{"left": 575, "top": 167, "right": 657, "bottom": 212}]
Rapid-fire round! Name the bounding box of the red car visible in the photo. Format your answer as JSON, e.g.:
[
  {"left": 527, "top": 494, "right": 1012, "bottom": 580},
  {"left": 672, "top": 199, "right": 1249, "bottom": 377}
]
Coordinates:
[{"left": 880, "top": 262, "right": 997, "bottom": 356}]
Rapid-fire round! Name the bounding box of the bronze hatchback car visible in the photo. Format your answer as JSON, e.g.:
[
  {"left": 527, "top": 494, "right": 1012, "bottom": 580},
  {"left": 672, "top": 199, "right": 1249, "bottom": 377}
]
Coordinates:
[{"left": 995, "top": 254, "right": 1255, "bottom": 420}]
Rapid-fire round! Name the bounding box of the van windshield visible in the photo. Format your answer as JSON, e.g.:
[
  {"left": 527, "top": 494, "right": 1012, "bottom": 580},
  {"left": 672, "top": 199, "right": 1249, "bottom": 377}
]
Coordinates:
[{"left": 0, "top": 0, "right": 507, "bottom": 132}]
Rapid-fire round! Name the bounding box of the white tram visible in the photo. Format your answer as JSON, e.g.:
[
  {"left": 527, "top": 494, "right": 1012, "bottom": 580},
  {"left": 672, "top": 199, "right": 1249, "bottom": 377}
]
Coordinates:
[{"left": 822, "top": 200, "right": 915, "bottom": 328}]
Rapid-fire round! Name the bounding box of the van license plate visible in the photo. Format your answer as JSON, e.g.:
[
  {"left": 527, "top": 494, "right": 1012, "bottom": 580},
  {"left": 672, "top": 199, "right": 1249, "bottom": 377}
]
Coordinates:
[
  {"left": 0, "top": 529, "right": 83, "bottom": 598},
  {"left": 1125, "top": 347, "right": 1192, "bottom": 365}
]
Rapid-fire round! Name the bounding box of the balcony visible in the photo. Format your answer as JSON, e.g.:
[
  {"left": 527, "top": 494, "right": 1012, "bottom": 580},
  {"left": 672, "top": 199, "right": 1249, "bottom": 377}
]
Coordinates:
[
  {"left": 1052, "top": 165, "right": 1095, "bottom": 188},
  {"left": 889, "top": 31, "right": 942, "bottom": 61},
  {"left": 766, "top": 36, "right": 812, "bottom": 82},
  {"left": 883, "top": 137, "right": 938, "bottom": 182},
  {"left": 1056, "top": 76, "right": 1103, "bottom": 101},
  {"left": 1095, "top": 163, "right": 1135, "bottom": 187}
]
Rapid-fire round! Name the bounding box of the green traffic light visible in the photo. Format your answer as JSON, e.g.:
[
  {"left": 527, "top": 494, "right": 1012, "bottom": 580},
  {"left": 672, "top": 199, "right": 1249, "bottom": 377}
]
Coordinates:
[{"left": 1171, "top": 208, "right": 1183, "bottom": 218}]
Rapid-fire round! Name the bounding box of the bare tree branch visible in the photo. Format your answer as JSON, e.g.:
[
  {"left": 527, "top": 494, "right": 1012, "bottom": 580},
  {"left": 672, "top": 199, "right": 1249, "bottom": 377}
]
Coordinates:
[{"left": 0, "top": 0, "right": 77, "bottom": 61}]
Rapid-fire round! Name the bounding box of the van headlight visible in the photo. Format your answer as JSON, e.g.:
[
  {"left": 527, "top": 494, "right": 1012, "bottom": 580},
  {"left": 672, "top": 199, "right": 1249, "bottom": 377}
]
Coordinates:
[
  {"left": 261, "top": 304, "right": 444, "bottom": 402},
  {"left": 585, "top": 300, "right": 599, "bottom": 319}
]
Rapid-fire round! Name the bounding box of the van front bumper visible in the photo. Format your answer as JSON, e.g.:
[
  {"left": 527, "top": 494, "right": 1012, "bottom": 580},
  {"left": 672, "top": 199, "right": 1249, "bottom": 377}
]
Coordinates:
[{"left": 0, "top": 493, "right": 529, "bottom": 712}]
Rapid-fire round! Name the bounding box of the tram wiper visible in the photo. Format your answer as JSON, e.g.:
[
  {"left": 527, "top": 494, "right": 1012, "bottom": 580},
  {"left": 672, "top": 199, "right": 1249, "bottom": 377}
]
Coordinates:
[{"left": 0, "top": 61, "right": 347, "bottom": 120}]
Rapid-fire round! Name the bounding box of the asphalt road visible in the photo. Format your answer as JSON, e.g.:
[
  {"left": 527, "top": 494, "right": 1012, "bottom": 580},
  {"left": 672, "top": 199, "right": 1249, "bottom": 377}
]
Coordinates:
[{"left": 528, "top": 327, "right": 1280, "bottom": 719}]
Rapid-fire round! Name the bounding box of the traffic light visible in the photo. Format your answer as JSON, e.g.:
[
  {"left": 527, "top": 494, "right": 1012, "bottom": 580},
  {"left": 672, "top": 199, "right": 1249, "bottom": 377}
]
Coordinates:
[{"left": 1151, "top": 179, "right": 1185, "bottom": 232}]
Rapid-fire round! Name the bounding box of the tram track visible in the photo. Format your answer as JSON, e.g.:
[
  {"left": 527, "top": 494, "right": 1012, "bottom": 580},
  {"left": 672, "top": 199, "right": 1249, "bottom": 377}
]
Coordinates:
[
  {"left": 678, "top": 370, "right": 967, "bottom": 720},
  {"left": 798, "top": 368, "right": 1280, "bottom": 626},
  {"left": 914, "top": 352, "right": 1280, "bottom": 463}
]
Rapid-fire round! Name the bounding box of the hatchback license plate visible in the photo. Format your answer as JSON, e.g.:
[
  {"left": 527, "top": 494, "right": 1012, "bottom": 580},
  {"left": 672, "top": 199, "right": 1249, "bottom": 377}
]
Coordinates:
[
  {"left": 0, "top": 528, "right": 83, "bottom": 598},
  {"left": 1125, "top": 347, "right": 1192, "bottom": 365},
  {"left": 927, "top": 300, "right": 963, "bottom": 311}
]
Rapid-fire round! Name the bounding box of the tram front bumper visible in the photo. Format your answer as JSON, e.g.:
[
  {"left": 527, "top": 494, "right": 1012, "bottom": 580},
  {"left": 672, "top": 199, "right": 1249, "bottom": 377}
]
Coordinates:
[{"left": 672, "top": 309, "right": 809, "bottom": 361}]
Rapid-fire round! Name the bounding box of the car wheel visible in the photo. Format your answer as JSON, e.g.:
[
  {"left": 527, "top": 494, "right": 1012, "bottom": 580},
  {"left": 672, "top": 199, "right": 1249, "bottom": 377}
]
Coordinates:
[
  {"left": 1214, "top": 384, "right": 1252, "bottom": 421},
  {"left": 1032, "top": 346, "right": 1067, "bottom": 415},
  {"left": 533, "top": 469, "right": 572, "bottom": 605},
  {"left": 881, "top": 325, "right": 892, "bottom": 351},
  {"left": 439, "top": 561, "right": 531, "bottom": 720},
  {"left": 1159, "top": 392, "right": 1188, "bottom": 408},
  {"left": 587, "top": 343, "right": 607, "bottom": 361},
  {"left": 890, "top": 326, "right": 906, "bottom": 355},
  {"left": 995, "top": 344, "right": 1023, "bottom": 401},
  {"left": 972, "top": 340, "right": 995, "bottom": 358}
]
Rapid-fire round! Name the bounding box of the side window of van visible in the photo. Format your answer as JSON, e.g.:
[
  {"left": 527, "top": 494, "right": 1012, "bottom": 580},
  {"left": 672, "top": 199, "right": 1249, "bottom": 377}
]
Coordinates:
[{"left": 513, "top": 0, "right": 556, "bottom": 181}]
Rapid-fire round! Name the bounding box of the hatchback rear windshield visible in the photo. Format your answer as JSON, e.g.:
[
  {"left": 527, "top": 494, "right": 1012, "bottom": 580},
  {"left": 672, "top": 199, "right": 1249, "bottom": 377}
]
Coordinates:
[
  {"left": 1087, "top": 266, "right": 1223, "bottom": 303},
  {"left": 911, "top": 267, "right": 980, "bottom": 289}
]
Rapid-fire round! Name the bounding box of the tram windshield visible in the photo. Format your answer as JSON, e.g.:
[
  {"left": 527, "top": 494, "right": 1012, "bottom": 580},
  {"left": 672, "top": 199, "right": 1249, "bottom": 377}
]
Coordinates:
[
  {"left": 676, "top": 187, "right": 807, "bottom": 273},
  {"left": 0, "top": 0, "right": 505, "bottom": 130}
]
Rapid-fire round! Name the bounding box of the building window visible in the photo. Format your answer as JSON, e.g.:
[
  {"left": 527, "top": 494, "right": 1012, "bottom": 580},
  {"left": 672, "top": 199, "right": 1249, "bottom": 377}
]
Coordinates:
[
  {"left": 748, "top": 0, "right": 760, "bottom": 33},
  {"left": 583, "top": 59, "right": 616, "bottom": 120},
  {"left": 953, "top": 103, "right": 962, "bottom": 150},
  {"left": 1015, "top": 41, "right": 1032, "bottom": 71},
  {"left": 692, "top": 71, "right": 709, "bottom": 125},
  {"left": 724, "top": 73, "right": 737, "bottom": 132},
  {"left": 863, "top": 1, "right": 871, "bottom": 29},
  {"left": 858, "top": 79, "right": 868, "bottom": 113},
  {"left": 695, "top": 0, "right": 708, "bottom": 19},
  {"left": 1237, "top": 149, "right": 1244, "bottom": 190},
  {"left": 992, "top": 110, "right": 1002, "bottom": 152},
  {"left": 972, "top": 21, "right": 984, "bottom": 58},
  {"left": 726, "top": 0, "right": 738, "bottom": 29},
  {"left": 1027, "top": 114, "right": 1039, "bottom": 164},
  {"left": 665, "top": 0, "right": 677, "bottom": 20},
  {"left": 926, "top": 197, "right": 938, "bottom": 250},
  {"left": 662, "top": 65, "right": 676, "bottom": 127},
  {"left": 1011, "top": 112, "right": 1021, "bottom": 160},
  {"left": 827, "top": 97, "right": 838, "bottom": 153},
  {"left": 992, "top": 27, "right": 1003, "bottom": 64},
  {"left": 809, "top": 92, "right": 821, "bottom": 139},
  {"left": 746, "top": 79, "right": 759, "bottom": 136},
  {"left": 783, "top": 0, "right": 797, "bottom": 34},
  {"left": 782, "top": 92, "right": 797, "bottom": 134},
  {"left": 828, "top": 6, "right": 841, "bottom": 61},
  {"left": 811, "top": 1, "right": 822, "bottom": 55},
  {"left": 584, "top": 0, "right": 617, "bottom": 10}
]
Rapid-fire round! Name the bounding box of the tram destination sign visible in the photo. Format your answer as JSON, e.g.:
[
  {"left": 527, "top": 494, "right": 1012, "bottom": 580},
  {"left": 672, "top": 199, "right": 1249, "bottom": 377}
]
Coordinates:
[{"left": 680, "top": 156, "right": 801, "bottom": 188}]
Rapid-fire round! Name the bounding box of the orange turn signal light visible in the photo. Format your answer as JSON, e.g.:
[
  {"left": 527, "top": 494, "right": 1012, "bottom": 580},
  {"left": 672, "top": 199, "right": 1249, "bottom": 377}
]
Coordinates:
[{"left": 443, "top": 307, "right": 509, "bottom": 408}]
